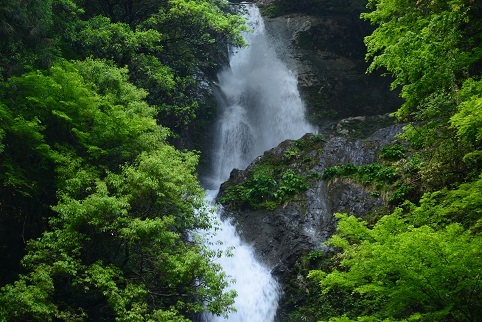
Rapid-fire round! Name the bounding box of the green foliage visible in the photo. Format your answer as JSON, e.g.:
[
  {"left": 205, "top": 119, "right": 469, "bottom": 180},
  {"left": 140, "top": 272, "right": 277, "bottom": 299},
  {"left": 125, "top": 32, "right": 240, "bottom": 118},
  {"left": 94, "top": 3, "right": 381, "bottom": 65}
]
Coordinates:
[
  {"left": 64, "top": 0, "right": 247, "bottom": 133},
  {"left": 0, "top": 0, "right": 82, "bottom": 78},
  {"left": 0, "top": 0, "right": 248, "bottom": 319},
  {"left": 0, "top": 59, "right": 161, "bottom": 187},
  {"left": 0, "top": 0, "right": 246, "bottom": 137},
  {"left": 221, "top": 166, "right": 308, "bottom": 210},
  {"left": 386, "top": 184, "right": 413, "bottom": 205},
  {"left": 81, "top": 0, "right": 163, "bottom": 26},
  {"left": 310, "top": 212, "right": 482, "bottom": 321},
  {"left": 361, "top": 0, "right": 482, "bottom": 188},
  {"left": 379, "top": 144, "right": 406, "bottom": 161},
  {"left": 362, "top": 0, "right": 480, "bottom": 121},
  {"left": 452, "top": 78, "right": 482, "bottom": 147},
  {"left": 0, "top": 0, "right": 54, "bottom": 76},
  {"left": 296, "top": 1, "right": 482, "bottom": 321},
  {"left": 363, "top": 0, "right": 475, "bottom": 182},
  {"left": 284, "top": 147, "right": 299, "bottom": 160},
  {"left": 75, "top": 16, "right": 162, "bottom": 65},
  {"left": 305, "top": 172, "right": 482, "bottom": 320},
  {"left": 322, "top": 163, "right": 399, "bottom": 186},
  {"left": 0, "top": 59, "right": 235, "bottom": 320},
  {"left": 285, "top": 135, "right": 326, "bottom": 169},
  {"left": 220, "top": 135, "right": 324, "bottom": 211},
  {"left": 0, "top": 0, "right": 248, "bottom": 317},
  {"left": 410, "top": 175, "right": 482, "bottom": 229},
  {"left": 450, "top": 78, "right": 482, "bottom": 178},
  {"left": 320, "top": 146, "right": 425, "bottom": 208}
]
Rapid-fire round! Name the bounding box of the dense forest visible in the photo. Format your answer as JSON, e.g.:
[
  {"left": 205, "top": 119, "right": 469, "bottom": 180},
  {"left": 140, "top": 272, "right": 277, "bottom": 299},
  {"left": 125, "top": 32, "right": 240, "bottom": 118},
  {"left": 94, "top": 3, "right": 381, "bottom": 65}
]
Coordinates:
[
  {"left": 1, "top": 0, "right": 482, "bottom": 321},
  {"left": 0, "top": 0, "right": 245, "bottom": 320}
]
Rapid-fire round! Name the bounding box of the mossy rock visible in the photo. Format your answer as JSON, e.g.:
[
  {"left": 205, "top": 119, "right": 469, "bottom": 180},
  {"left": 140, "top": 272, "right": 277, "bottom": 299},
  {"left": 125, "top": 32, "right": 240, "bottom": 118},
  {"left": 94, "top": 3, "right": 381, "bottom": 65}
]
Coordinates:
[{"left": 218, "top": 134, "right": 326, "bottom": 210}]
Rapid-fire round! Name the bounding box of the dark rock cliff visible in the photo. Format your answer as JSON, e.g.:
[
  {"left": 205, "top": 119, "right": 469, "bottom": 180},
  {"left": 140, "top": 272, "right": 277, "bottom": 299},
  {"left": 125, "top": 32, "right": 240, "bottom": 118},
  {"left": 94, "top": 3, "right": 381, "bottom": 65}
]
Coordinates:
[
  {"left": 218, "top": 123, "right": 402, "bottom": 320},
  {"left": 259, "top": 0, "right": 401, "bottom": 131},
  {"left": 218, "top": 123, "right": 402, "bottom": 277}
]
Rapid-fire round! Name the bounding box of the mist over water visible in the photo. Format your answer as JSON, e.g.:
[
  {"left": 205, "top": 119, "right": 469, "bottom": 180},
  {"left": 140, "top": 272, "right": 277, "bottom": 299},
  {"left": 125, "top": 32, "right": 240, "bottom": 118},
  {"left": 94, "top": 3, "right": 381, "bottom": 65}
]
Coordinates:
[{"left": 202, "top": 4, "right": 315, "bottom": 321}]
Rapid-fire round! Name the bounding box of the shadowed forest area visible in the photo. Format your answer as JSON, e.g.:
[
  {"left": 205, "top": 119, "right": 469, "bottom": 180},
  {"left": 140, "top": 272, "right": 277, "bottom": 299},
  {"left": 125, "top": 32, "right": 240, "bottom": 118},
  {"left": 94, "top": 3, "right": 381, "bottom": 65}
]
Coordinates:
[{"left": 0, "top": 0, "right": 245, "bottom": 320}]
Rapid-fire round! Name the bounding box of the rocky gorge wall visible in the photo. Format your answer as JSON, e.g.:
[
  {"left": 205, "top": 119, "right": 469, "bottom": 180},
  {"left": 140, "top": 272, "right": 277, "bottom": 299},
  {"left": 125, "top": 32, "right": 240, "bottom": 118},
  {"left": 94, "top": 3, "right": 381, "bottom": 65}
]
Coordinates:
[
  {"left": 259, "top": 0, "right": 401, "bottom": 131},
  {"left": 218, "top": 0, "right": 403, "bottom": 269},
  {"left": 217, "top": 124, "right": 402, "bottom": 318},
  {"left": 217, "top": 117, "right": 404, "bottom": 277},
  {"left": 215, "top": 1, "right": 405, "bottom": 320}
]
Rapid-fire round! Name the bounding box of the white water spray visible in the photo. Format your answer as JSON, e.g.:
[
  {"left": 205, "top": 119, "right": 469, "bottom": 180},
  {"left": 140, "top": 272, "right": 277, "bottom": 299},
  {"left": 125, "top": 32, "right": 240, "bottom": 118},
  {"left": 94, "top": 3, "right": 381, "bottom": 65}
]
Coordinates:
[{"left": 203, "top": 4, "right": 316, "bottom": 321}]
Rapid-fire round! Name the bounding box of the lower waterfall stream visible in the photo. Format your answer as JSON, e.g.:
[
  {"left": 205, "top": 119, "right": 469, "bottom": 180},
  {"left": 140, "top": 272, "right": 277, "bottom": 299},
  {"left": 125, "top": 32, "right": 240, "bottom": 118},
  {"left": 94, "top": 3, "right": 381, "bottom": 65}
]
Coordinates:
[{"left": 201, "top": 4, "right": 316, "bottom": 321}]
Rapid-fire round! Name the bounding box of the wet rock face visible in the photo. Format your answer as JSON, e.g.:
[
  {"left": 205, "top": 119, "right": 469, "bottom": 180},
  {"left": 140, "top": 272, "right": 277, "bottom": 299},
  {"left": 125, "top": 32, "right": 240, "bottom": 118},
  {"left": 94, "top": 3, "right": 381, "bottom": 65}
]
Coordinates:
[
  {"left": 261, "top": 4, "right": 401, "bottom": 131},
  {"left": 218, "top": 124, "right": 403, "bottom": 283}
]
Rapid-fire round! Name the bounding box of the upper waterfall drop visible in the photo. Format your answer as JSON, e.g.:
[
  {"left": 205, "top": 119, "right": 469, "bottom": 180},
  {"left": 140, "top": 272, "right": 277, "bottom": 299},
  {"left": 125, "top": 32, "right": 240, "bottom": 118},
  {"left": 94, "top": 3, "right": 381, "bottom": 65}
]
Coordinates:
[
  {"left": 211, "top": 3, "right": 316, "bottom": 185},
  {"left": 202, "top": 3, "right": 316, "bottom": 321}
]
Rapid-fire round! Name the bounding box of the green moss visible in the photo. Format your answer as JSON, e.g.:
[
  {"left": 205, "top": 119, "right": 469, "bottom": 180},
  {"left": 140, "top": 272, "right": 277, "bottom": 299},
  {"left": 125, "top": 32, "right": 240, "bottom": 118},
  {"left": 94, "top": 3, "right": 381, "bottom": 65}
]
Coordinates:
[
  {"left": 295, "top": 134, "right": 325, "bottom": 149},
  {"left": 321, "top": 146, "right": 424, "bottom": 206},
  {"left": 322, "top": 162, "right": 399, "bottom": 186}
]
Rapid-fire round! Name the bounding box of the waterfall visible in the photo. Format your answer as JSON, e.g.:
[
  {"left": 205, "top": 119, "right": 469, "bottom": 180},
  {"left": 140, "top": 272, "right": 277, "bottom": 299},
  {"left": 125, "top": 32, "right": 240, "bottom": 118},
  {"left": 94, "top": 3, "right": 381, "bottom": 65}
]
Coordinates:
[{"left": 202, "top": 4, "right": 316, "bottom": 321}]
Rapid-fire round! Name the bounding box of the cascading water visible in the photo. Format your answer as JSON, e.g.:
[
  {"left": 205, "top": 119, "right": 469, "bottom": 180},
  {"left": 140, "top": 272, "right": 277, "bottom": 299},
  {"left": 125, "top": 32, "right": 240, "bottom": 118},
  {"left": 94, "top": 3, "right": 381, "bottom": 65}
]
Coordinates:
[{"left": 202, "top": 3, "right": 316, "bottom": 321}]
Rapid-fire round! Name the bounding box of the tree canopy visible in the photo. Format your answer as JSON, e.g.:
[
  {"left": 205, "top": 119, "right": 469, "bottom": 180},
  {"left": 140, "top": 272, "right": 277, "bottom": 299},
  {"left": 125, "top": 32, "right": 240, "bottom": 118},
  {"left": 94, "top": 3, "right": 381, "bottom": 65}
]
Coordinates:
[
  {"left": 0, "top": 58, "right": 236, "bottom": 321},
  {"left": 310, "top": 212, "right": 482, "bottom": 321},
  {"left": 0, "top": 0, "right": 245, "bottom": 320}
]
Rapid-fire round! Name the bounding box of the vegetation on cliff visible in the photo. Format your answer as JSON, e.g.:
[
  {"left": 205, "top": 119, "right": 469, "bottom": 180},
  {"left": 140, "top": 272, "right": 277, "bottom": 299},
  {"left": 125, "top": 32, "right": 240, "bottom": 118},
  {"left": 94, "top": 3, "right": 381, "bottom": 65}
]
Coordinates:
[
  {"left": 0, "top": 0, "right": 245, "bottom": 320},
  {"left": 219, "top": 134, "right": 325, "bottom": 211},
  {"left": 299, "top": 0, "right": 482, "bottom": 321}
]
